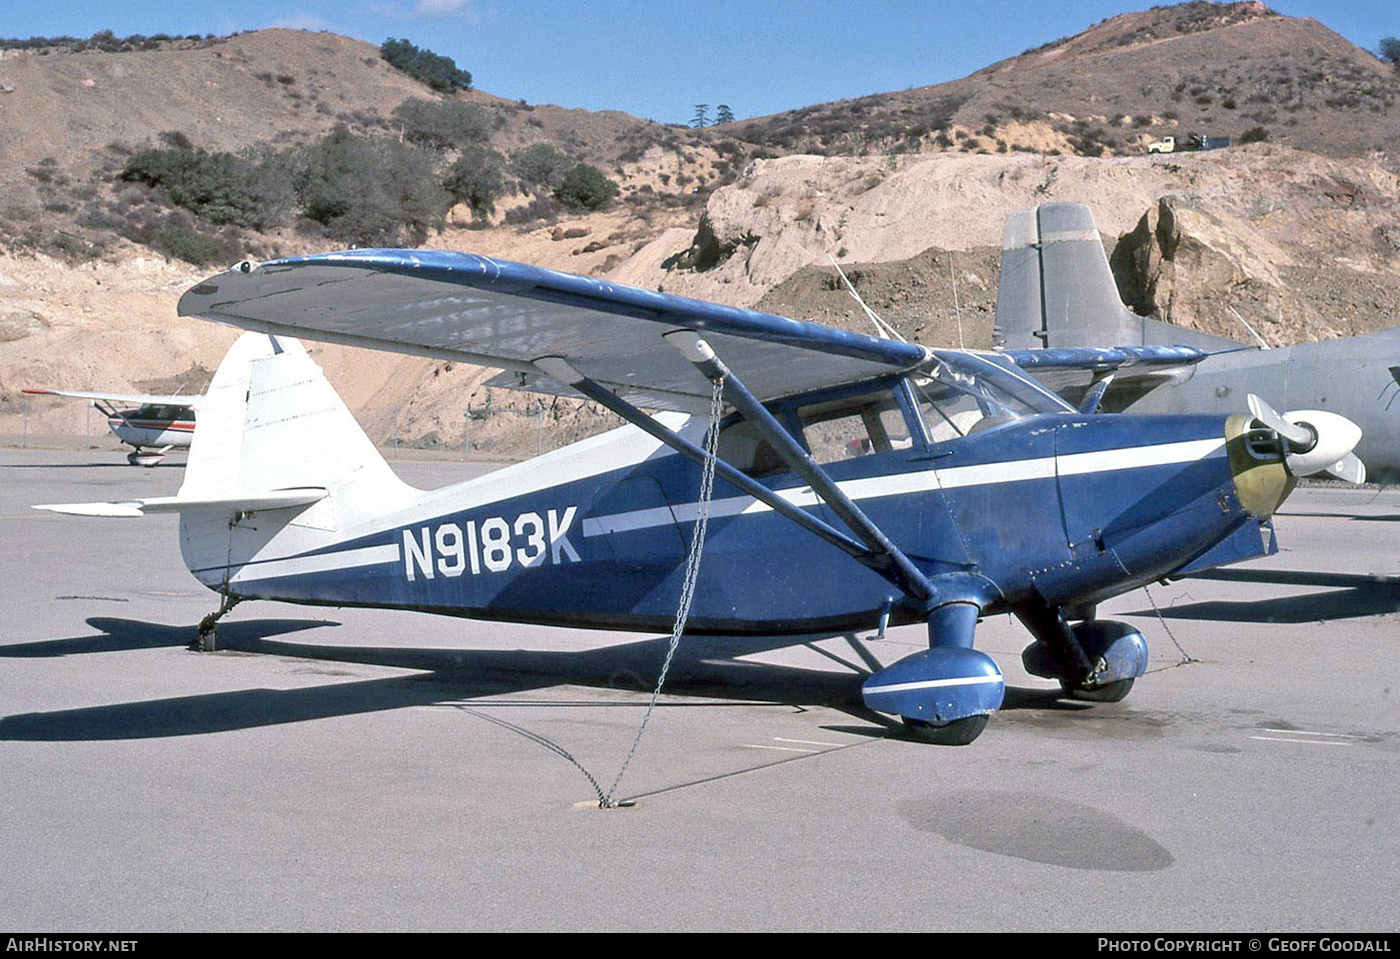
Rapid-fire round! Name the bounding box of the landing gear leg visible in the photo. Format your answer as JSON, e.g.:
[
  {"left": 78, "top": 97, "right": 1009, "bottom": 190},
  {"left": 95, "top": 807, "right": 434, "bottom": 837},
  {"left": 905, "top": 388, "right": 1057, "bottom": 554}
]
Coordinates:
[{"left": 193, "top": 593, "right": 242, "bottom": 652}]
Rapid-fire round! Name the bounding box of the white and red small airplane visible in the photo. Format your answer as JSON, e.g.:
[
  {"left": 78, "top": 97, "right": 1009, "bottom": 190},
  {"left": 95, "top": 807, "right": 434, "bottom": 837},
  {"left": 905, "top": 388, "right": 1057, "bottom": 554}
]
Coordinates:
[{"left": 21, "top": 388, "right": 198, "bottom": 466}]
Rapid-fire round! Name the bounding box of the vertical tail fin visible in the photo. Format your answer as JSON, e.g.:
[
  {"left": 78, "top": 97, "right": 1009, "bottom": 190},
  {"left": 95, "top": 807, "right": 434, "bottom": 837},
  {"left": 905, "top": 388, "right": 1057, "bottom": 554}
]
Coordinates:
[
  {"left": 995, "top": 203, "right": 1241, "bottom": 351},
  {"left": 179, "top": 333, "right": 419, "bottom": 589}
]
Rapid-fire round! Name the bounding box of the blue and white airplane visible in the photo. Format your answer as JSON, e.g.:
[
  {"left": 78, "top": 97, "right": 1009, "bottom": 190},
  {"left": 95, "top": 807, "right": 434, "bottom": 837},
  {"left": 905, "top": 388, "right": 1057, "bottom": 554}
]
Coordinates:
[{"left": 36, "top": 250, "right": 1365, "bottom": 745}]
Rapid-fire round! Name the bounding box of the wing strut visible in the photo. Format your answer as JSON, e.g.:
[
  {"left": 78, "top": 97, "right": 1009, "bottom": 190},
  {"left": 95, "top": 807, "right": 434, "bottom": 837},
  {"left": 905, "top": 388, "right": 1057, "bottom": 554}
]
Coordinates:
[
  {"left": 532, "top": 357, "right": 885, "bottom": 573},
  {"left": 661, "top": 331, "right": 939, "bottom": 607}
]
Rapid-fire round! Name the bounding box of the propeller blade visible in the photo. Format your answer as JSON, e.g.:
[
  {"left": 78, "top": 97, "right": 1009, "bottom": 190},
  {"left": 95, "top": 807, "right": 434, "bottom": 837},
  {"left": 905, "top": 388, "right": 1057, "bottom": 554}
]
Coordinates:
[
  {"left": 1247, "top": 394, "right": 1314, "bottom": 450},
  {"left": 1324, "top": 452, "right": 1367, "bottom": 485}
]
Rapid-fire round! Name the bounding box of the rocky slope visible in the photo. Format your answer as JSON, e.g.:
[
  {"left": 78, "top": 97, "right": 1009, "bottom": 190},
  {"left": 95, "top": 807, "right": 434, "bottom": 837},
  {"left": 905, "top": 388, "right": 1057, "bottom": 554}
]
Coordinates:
[{"left": 8, "top": 142, "right": 1398, "bottom": 457}]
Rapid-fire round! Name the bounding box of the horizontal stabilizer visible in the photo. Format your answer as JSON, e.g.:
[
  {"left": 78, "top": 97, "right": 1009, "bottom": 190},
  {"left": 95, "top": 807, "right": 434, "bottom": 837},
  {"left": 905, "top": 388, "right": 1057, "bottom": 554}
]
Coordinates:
[
  {"left": 1004, "top": 345, "right": 1215, "bottom": 371},
  {"left": 34, "top": 488, "right": 327, "bottom": 518}
]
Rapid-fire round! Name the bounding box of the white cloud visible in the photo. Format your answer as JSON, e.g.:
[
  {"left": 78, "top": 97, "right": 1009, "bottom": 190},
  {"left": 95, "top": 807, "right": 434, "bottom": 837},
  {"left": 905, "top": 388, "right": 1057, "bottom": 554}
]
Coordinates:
[
  {"left": 414, "top": 0, "right": 477, "bottom": 19},
  {"left": 269, "top": 13, "right": 335, "bottom": 31},
  {"left": 360, "top": 0, "right": 484, "bottom": 22},
  {"left": 362, "top": 1, "right": 408, "bottom": 16}
]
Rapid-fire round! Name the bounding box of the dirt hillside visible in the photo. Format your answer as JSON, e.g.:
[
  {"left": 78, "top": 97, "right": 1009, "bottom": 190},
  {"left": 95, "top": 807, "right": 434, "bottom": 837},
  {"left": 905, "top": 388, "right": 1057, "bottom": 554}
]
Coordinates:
[{"left": 7, "top": 142, "right": 1398, "bottom": 457}]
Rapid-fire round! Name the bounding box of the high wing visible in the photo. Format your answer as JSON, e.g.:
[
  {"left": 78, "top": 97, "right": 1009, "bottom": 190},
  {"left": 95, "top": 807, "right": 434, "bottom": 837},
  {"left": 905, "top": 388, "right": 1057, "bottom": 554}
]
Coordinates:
[
  {"left": 177, "top": 250, "right": 932, "bottom": 413},
  {"left": 22, "top": 388, "right": 202, "bottom": 409},
  {"left": 1000, "top": 344, "right": 1215, "bottom": 410}
]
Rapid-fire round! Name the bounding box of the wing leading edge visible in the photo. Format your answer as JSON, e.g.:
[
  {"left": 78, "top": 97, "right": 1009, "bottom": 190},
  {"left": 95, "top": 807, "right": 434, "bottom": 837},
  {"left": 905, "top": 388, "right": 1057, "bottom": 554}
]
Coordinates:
[{"left": 177, "top": 250, "right": 931, "bottom": 413}]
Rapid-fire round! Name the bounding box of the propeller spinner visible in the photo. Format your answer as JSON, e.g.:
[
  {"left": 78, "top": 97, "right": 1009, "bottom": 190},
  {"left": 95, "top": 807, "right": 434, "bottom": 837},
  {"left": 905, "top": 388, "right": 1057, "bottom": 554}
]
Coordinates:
[{"left": 1246, "top": 394, "right": 1366, "bottom": 484}]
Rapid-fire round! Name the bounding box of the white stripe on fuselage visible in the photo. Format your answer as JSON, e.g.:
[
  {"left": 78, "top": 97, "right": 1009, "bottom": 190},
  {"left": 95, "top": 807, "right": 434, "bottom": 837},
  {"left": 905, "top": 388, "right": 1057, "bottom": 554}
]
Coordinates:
[
  {"left": 581, "top": 437, "right": 1226, "bottom": 538},
  {"left": 229, "top": 436, "right": 1225, "bottom": 582},
  {"left": 227, "top": 543, "right": 401, "bottom": 584}
]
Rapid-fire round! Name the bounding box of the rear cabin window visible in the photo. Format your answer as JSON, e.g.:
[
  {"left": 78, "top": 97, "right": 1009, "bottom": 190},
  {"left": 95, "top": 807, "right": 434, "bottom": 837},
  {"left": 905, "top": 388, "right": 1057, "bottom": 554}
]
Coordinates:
[
  {"left": 135, "top": 405, "right": 192, "bottom": 421},
  {"left": 715, "top": 420, "right": 787, "bottom": 478}
]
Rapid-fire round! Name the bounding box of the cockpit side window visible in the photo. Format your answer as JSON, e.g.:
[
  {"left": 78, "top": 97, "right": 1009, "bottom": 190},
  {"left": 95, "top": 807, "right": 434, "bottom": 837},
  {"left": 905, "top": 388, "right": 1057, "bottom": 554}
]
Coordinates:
[
  {"left": 909, "top": 378, "right": 993, "bottom": 444},
  {"left": 795, "top": 389, "right": 909, "bottom": 465},
  {"left": 907, "top": 352, "right": 1071, "bottom": 444}
]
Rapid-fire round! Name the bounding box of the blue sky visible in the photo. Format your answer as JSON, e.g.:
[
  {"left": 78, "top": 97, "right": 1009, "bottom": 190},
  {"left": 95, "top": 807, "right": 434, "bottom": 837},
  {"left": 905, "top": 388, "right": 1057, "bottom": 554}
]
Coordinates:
[{"left": 6, "top": 1, "right": 1395, "bottom": 124}]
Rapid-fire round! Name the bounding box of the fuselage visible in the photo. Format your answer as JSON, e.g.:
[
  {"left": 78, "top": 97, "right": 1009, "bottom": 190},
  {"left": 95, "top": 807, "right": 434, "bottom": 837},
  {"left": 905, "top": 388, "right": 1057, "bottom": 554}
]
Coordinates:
[
  {"left": 109, "top": 404, "right": 195, "bottom": 450},
  {"left": 187, "top": 390, "right": 1261, "bottom": 636}
]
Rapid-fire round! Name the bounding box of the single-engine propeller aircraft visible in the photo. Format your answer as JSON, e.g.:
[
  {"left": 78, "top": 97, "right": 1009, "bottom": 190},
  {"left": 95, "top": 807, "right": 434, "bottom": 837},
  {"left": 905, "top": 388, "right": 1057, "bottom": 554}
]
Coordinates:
[
  {"left": 21, "top": 388, "right": 198, "bottom": 466},
  {"left": 35, "top": 250, "right": 1367, "bottom": 744},
  {"left": 995, "top": 201, "right": 1388, "bottom": 482}
]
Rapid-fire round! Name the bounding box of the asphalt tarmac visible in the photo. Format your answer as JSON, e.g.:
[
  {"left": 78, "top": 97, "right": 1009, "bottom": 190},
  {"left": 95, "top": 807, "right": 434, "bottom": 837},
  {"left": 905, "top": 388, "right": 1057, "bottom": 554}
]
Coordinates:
[{"left": 1, "top": 448, "right": 1396, "bottom": 932}]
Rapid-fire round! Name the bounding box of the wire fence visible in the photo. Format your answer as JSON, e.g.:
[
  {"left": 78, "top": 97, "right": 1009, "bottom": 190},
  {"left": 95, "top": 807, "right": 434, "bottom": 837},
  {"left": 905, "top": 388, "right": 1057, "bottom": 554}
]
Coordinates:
[{"left": 355, "top": 401, "right": 632, "bottom": 461}]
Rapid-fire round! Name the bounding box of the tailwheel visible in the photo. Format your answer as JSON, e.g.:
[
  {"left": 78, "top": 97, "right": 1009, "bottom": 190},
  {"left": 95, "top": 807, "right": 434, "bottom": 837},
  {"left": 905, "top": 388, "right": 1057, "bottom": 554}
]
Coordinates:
[
  {"left": 1060, "top": 677, "right": 1135, "bottom": 703},
  {"left": 903, "top": 714, "right": 989, "bottom": 746}
]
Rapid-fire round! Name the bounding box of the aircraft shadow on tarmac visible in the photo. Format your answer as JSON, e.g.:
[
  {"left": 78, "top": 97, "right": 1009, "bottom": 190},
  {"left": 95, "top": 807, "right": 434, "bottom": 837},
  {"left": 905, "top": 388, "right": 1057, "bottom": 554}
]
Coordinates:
[
  {"left": 1, "top": 460, "right": 186, "bottom": 470},
  {"left": 1134, "top": 568, "right": 1400, "bottom": 623},
  {"left": 1275, "top": 509, "right": 1400, "bottom": 522},
  {"left": 0, "top": 616, "right": 1080, "bottom": 742}
]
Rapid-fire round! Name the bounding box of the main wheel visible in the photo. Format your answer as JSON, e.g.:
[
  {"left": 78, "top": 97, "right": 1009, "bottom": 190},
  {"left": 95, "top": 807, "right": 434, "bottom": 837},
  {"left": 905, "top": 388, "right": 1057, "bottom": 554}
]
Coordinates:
[
  {"left": 1060, "top": 677, "right": 1134, "bottom": 703},
  {"left": 903, "top": 714, "right": 989, "bottom": 746}
]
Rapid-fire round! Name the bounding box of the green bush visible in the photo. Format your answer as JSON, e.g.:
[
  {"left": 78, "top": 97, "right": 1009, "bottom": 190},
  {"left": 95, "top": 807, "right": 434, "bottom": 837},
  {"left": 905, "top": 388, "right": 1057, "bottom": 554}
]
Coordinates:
[
  {"left": 511, "top": 143, "right": 572, "bottom": 188},
  {"left": 391, "top": 98, "right": 493, "bottom": 149},
  {"left": 297, "top": 129, "right": 450, "bottom": 246},
  {"left": 553, "top": 163, "right": 618, "bottom": 211},
  {"left": 153, "top": 227, "right": 237, "bottom": 265},
  {"left": 380, "top": 38, "right": 472, "bottom": 92},
  {"left": 120, "top": 147, "right": 288, "bottom": 229},
  {"left": 445, "top": 146, "right": 506, "bottom": 217}
]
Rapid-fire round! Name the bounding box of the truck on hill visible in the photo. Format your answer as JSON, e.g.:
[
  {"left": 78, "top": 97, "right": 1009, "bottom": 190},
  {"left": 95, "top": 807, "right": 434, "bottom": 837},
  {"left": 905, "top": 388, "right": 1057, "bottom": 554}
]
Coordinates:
[{"left": 1146, "top": 133, "right": 1231, "bottom": 154}]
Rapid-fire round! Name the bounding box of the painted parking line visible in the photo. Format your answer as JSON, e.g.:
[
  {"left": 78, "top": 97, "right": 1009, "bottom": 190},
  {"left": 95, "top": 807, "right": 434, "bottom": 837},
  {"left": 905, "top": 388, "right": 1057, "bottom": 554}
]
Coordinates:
[
  {"left": 741, "top": 736, "right": 849, "bottom": 754},
  {"left": 1250, "top": 728, "right": 1361, "bottom": 746},
  {"left": 772, "top": 737, "right": 844, "bottom": 747}
]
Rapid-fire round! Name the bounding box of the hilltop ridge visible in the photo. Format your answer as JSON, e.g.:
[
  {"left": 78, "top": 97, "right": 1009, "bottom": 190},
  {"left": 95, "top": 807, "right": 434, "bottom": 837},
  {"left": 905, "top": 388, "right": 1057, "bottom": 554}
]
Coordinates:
[{"left": 735, "top": 1, "right": 1397, "bottom": 158}]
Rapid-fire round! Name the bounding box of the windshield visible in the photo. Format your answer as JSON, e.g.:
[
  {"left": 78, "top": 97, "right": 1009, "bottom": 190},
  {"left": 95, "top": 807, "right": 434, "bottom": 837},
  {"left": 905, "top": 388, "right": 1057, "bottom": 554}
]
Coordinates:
[{"left": 911, "top": 350, "right": 1071, "bottom": 443}]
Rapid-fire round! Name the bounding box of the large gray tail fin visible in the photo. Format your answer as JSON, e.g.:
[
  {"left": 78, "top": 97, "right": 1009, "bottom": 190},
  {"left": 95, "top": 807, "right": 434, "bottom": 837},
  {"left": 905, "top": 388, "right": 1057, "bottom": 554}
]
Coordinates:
[{"left": 994, "top": 202, "right": 1238, "bottom": 351}]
